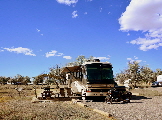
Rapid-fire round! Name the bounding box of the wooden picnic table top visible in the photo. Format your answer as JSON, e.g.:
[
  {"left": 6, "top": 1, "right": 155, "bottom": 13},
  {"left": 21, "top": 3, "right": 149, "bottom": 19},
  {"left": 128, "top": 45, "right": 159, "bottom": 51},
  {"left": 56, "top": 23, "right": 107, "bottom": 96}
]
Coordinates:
[{"left": 42, "top": 91, "right": 53, "bottom": 93}]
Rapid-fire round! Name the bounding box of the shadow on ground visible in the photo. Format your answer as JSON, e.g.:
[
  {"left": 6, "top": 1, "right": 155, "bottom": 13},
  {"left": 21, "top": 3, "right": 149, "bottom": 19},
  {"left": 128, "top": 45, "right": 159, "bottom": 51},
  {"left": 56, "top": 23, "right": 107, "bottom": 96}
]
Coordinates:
[{"left": 131, "top": 95, "right": 152, "bottom": 100}]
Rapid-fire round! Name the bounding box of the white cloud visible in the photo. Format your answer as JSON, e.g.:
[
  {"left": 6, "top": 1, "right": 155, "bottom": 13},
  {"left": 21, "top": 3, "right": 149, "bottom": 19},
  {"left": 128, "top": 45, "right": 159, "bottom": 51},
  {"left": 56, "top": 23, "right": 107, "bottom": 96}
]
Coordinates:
[
  {"left": 134, "top": 56, "right": 138, "bottom": 59},
  {"left": 127, "top": 58, "right": 132, "bottom": 61},
  {"left": 129, "top": 37, "right": 162, "bottom": 51},
  {"left": 36, "top": 28, "right": 44, "bottom": 36},
  {"left": 63, "top": 56, "right": 72, "bottom": 59},
  {"left": 56, "top": 0, "right": 78, "bottom": 6},
  {"left": 84, "top": 12, "right": 88, "bottom": 15},
  {"left": 56, "top": 53, "right": 64, "bottom": 56},
  {"left": 135, "top": 60, "right": 142, "bottom": 63},
  {"left": 45, "top": 50, "right": 57, "bottom": 58},
  {"left": 0, "top": 49, "right": 4, "bottom": 52},
  {"left": 4, "top": 47, "right": 36, "bottom": 56},
  {"left": 36, "top": 28, "right": 40, "bottom": 32},
  {"left": 107, "top": 55, "right": 111, "bottom": 58},
  {"left": 127, "top": 57, "right": 142, "bottom": 63},
  {"left": 72, "top": 11, "right": 78, "bottom": 18},
  {"left": 94, "top": 56, "right": 110, "bottom": 60},
  {"left": 119, "top": 0, "right": 162, "bottom": 31},
  {"left": 127, "top": 33, "right": 130, "bottom": 36},
  {"left": 100, "top": 7, "right": 102, "bottom": 12},
  {"left": 119, "top": 0, "right": 162, "bottom": 51},
  {"left": 45, "top": 50, "right": 64, "bottom": 58}
]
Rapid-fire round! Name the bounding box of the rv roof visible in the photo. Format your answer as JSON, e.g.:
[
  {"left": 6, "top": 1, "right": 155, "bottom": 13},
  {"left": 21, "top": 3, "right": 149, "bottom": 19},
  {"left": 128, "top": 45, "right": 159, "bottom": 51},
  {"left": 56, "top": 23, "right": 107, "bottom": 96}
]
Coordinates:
[
  {"left": 61, "top": 66, "right": 81, "bottom": 73},
  {"left": 83, "top": 62, "right": 112, "bottom": 65}
]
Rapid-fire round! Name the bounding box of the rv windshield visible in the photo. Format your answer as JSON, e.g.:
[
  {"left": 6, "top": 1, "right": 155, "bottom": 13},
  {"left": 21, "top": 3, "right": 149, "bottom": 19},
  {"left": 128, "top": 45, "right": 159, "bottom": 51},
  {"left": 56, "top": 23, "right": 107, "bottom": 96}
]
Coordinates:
[{"left": 86, "top": 63, "right": 114, "bottom": 84}]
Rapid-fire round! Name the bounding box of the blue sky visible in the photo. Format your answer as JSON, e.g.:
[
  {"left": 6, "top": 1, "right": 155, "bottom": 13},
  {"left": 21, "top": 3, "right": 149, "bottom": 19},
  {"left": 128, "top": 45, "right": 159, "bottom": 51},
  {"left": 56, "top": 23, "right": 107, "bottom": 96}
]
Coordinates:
[{"left": 1, "top": 0, "right": 162, "bottom": 78}]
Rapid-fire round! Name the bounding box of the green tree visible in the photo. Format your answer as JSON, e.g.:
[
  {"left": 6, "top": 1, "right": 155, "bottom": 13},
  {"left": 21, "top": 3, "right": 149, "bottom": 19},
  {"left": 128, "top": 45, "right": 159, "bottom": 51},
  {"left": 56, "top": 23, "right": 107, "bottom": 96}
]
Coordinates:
[
  {"left": 23, "top": 76, "right": 31, "bottom": 85},
  {"left": 127, "top": 61, "right": 141, "bottom": 87},
  {"left": 33, "top": 75, "right": 44, "bottom": 85},
  {"left": 155, "top": 69, "right": 162, "bottom": 76},
  {"left": 115, "top": 70, "right": 129, "bottom": 84},
  {"left": 140, "top": 66, "right": 154, "bottom": 84},
  {"left": 49, "top": 65, "right": 66, "bottom": 85},
  {"left": 66, "top": 55, "right": 95, "bottom": 66},
  {"left": 115, "top": 61, "right": 141, "bottom": 88},
  {"left": 115, "top": 60, "right": 162, "bottom": 88},
  {"left": 0, "top": 76, "right": 10, "bottom": 85}
]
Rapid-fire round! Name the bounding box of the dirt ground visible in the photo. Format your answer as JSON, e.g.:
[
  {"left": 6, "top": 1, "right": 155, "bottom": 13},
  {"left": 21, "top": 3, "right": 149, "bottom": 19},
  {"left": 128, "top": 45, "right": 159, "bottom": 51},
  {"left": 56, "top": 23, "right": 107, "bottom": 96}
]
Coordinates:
[
  {"left": 1, "top": 84, "right": 162, "bottom": 120},
  {"left": 0, "top": 85, "right": 113, "bottom": 120}
]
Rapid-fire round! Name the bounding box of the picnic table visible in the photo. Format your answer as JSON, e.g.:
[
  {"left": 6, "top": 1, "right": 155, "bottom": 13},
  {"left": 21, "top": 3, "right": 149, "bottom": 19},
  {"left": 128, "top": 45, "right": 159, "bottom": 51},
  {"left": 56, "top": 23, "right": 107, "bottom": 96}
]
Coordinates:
[
  {"left": 41, "top": 86, "right": 55, "bottom": 98},
  {"left": 41, "top": 91, "right": 54, "bottom": 98}
]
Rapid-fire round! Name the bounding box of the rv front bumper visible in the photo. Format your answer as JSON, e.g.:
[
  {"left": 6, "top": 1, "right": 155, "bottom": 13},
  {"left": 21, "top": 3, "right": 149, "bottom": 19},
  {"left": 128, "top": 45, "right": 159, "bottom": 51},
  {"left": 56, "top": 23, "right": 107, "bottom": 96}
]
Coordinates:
[{"left": 83, "top": 92, "right": 108, "bottom": 97}]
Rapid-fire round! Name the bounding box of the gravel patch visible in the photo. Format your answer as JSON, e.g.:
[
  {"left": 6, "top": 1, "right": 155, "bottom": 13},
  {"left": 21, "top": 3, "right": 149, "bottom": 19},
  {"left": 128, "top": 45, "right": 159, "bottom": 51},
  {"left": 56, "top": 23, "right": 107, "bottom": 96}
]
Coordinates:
[{"left": 86, "top": 95, "right": 162, "bottom": 120}]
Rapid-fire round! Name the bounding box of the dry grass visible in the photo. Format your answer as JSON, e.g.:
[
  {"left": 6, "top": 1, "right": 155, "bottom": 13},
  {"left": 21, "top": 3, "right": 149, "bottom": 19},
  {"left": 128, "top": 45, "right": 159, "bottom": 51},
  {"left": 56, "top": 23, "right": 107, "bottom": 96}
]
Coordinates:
[
  {"left": 0, "top": 85, "right": 113, "bottom": 120},
  {"left": 0, "top": 85, "right": 35, "bottom": 102},
  {"left": 130, "top": 87, "right": 162, "bottom": 96},
  {"left": 0, "top": 100, "right": 113, "bottom": 120}
]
